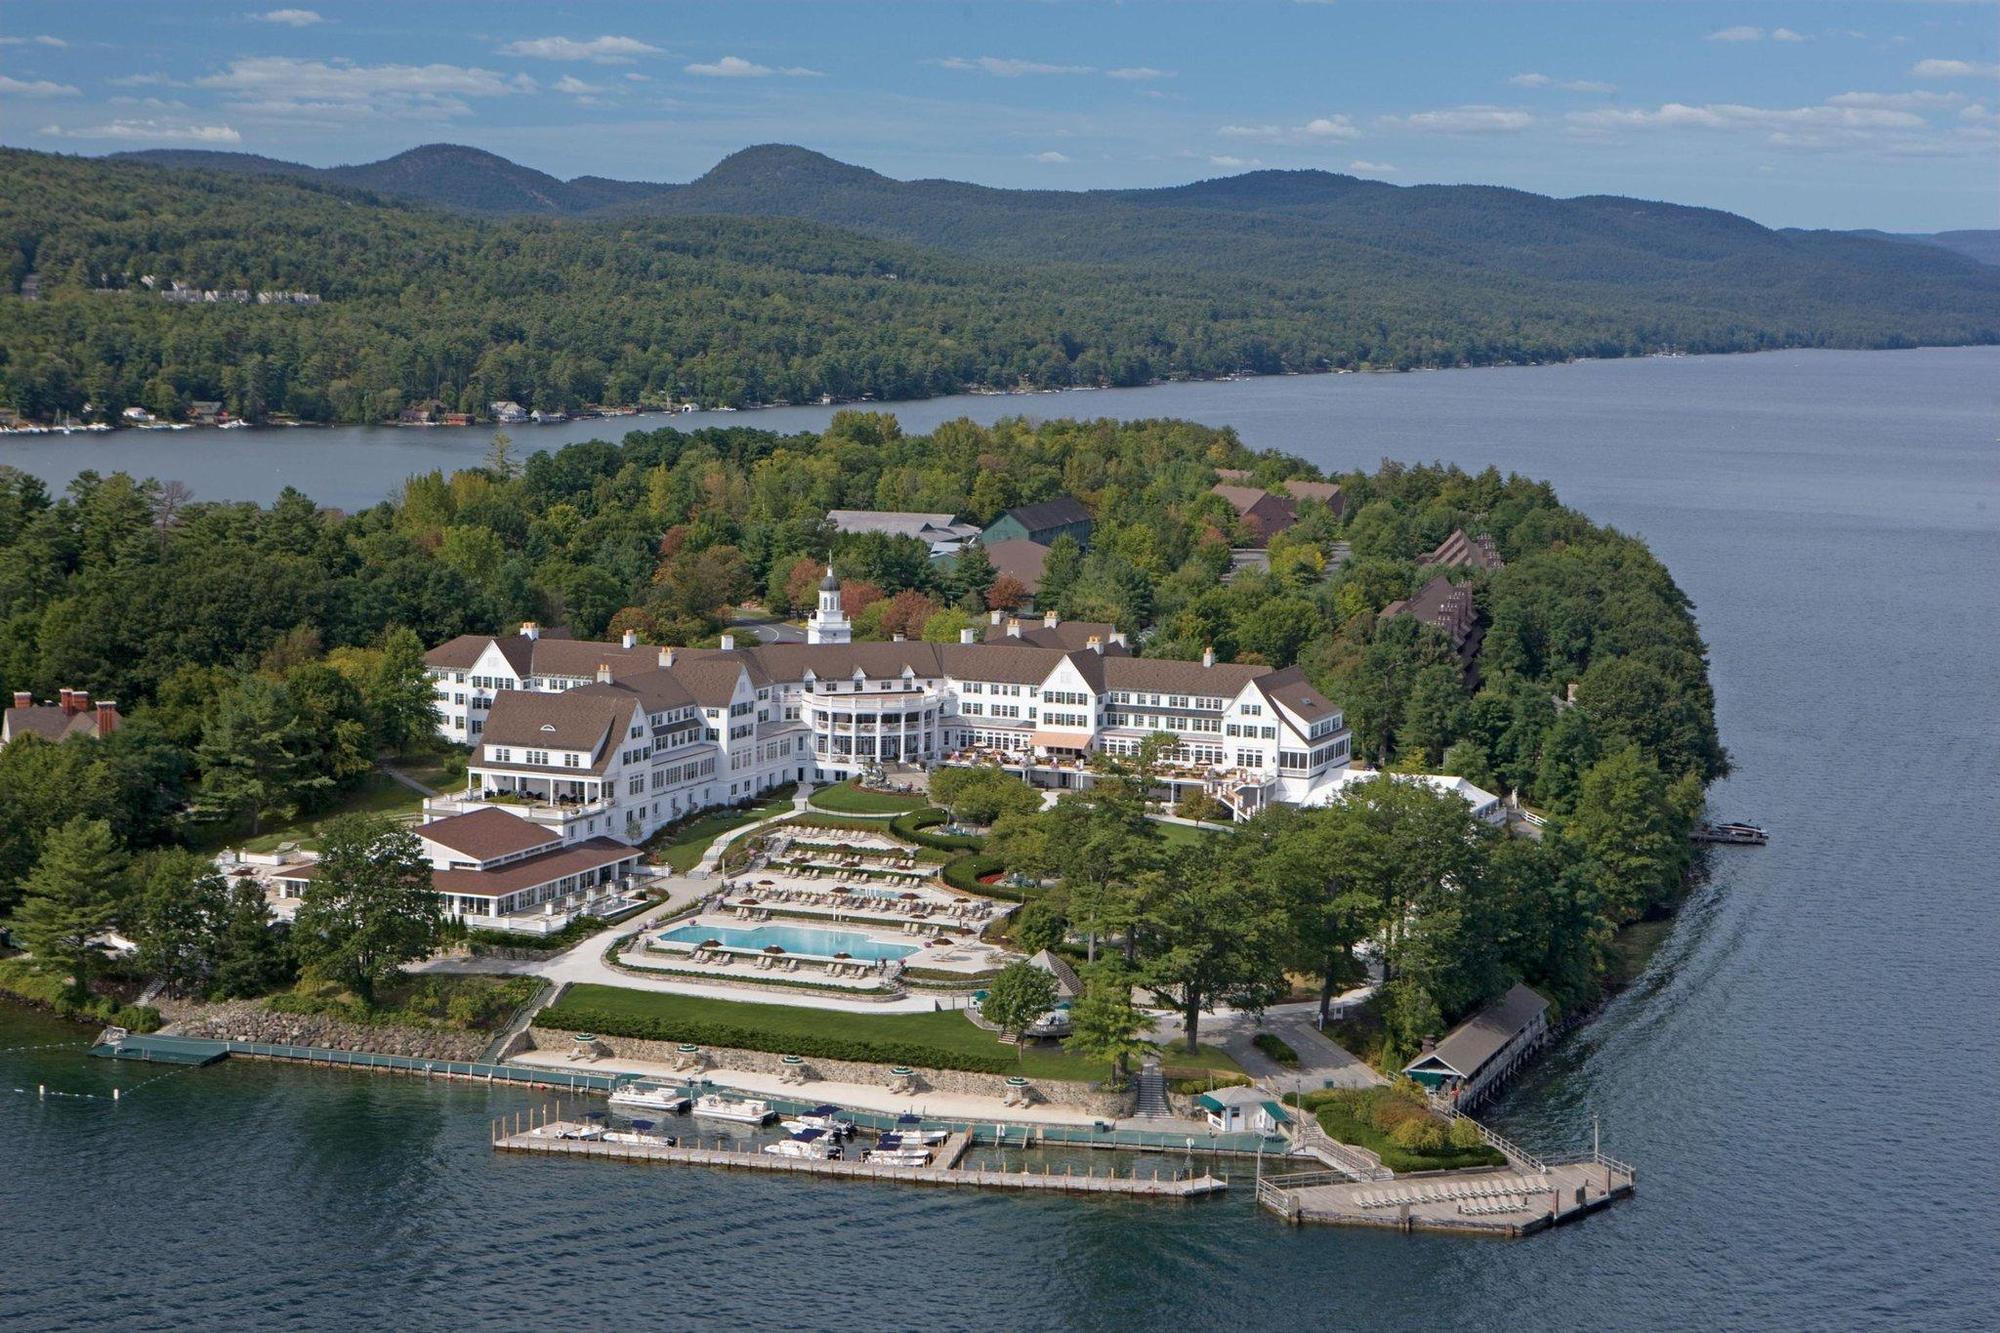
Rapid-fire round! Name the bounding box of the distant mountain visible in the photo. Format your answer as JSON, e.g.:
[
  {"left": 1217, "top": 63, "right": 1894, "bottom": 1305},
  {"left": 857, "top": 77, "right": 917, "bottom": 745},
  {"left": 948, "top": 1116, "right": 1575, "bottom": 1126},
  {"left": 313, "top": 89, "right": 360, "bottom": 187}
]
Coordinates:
[
  {"left": 115, "top": 143, "right": 675, "bottom": 215},
  {"left": 1845, "top": 228, "right": 2000, "bottom": 268}
]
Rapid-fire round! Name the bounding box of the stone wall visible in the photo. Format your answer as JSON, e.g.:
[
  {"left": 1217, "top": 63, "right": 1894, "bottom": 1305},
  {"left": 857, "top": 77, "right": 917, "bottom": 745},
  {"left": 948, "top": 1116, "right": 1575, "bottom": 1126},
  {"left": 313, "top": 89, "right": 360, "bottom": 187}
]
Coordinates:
[
  {"left": 168, "top": 999, "right": 491, "bottom": 1062},
  {"left": 528, "top": 1024, "right": 1133, "bottom": 1117}
]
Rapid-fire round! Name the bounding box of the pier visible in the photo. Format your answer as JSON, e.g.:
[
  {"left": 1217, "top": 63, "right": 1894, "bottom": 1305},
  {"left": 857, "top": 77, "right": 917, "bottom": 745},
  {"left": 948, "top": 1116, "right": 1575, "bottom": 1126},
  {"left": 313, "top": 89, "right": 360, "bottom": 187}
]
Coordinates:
[
  {"left": 1255, "top": 1153, "right": 1635, "bottom": 1237},
  {"left": 492, "top": 1105, "right": 1229, "bottom": 1200}
]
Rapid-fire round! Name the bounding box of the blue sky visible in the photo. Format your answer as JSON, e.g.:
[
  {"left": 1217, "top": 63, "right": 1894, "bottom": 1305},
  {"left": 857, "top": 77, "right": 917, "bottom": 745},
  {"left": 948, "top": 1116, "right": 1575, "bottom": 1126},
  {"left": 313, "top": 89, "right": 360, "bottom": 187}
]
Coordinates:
[{"left": 3, "top": 1, "right": 1995, "bottom": 230}]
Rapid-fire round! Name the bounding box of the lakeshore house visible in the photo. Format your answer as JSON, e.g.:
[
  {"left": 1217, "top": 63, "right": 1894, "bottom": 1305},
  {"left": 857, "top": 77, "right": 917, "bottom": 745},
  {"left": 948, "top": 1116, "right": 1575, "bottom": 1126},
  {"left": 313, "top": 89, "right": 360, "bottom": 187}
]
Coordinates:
[
  {"left": 973, "top": 538, "right": 1057, "bottom": 606},
  {"left": 1211, "top": 484, "right": 1298, "bottom": 545},
  {"left": 1417, "top": 528, "right": 1504, "bottom": 572},
  {"left": 1197, "top": 1085, "right": 1289, "bottom": 1135},
  {"left": 982, "top": 495, "right": 1093, "bottom": 548},
  {"left": 1402, "top": 983, "right": 1551, "bottom": 1106},
  {"left": 270, "top": 806, "right": 645, "bottom": 930},
  {"left": 3, "top": 689, "right": 123, "bottom": 748}
]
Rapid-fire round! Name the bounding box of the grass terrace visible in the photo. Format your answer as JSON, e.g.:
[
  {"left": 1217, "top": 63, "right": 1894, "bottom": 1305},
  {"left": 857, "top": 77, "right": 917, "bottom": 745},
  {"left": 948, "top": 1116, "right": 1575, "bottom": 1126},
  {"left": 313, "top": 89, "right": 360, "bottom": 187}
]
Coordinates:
[
  {"left": 267, "top": 974, "right": 542, "bottom": 1032},
  {"left": 196, "top": 767, "right": 431, "bottom": 855},
  {"left": 542, "top": 983, "right": 1243, "bottom": 1082},
  {"left": 646, "top": 787, "right": 799, "bottom": 872},
  {"left": 806, "top": 780, "right": 928, "bottom": 815}
]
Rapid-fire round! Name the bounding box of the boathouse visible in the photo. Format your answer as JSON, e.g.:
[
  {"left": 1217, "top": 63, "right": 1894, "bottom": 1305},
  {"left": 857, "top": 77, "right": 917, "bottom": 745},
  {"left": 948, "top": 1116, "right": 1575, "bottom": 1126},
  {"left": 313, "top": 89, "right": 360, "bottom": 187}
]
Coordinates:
[
  {"left": 1403, "top": 983, "right": 1550, "bottom": 1106},
  {"left": 1197, "top": 1085, "right": 1289, "bottom": 1135}
]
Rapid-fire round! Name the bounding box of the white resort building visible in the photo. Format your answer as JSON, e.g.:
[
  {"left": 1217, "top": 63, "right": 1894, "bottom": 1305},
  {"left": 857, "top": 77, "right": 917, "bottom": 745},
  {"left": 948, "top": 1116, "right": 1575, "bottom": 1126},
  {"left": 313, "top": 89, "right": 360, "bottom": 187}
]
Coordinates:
[{"left": 418, "top": 568, "right": 1364, "bottom": 849}]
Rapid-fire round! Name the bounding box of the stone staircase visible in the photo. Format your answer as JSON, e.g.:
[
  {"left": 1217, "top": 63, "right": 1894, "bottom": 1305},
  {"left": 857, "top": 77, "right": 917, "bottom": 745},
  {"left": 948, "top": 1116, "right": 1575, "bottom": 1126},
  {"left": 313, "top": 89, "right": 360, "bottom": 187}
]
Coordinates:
[{"left": 1133, "top": 1062, "right": 1170, "bottom": 1118}]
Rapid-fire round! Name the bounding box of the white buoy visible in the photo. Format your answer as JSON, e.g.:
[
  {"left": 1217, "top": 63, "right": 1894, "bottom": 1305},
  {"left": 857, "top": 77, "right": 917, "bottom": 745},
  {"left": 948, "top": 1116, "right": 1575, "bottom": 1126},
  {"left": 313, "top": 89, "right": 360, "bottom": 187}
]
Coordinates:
[
  {"left": 112, "top": 1088, "right": 120, "bottom": 1101},
  {"left": 39, "top": 1084, "right": 46, "bottom": 1098}
]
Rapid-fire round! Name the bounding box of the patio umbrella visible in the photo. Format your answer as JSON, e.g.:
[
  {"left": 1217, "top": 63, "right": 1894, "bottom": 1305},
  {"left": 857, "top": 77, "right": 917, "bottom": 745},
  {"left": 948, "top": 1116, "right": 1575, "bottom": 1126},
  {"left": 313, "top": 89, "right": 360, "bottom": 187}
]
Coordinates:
[
  {"left": 832, "top": 952, "right": 852, "bottom": 960},
  {"left": 738, "top": 898, "right": 760, "bottom": 906},
  {"left": 899, "top": 892, "right": 920, "bottom": 900},
  {"left": 830, "top": 885, "right": 850, "bottom": 894},
  {"left": 763, "top": 944, "right": 786, "bottom": 954},
  {"left": 699, "top": 939, "right": 722, "bottom": 949}
]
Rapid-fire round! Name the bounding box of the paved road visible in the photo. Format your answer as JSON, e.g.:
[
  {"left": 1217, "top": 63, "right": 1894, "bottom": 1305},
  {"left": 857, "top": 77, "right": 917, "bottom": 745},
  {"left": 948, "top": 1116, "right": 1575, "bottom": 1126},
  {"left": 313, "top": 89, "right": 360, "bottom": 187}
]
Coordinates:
[
  {"left": 1156, "top": 1002, "right": 1383, "bottom": 1094},
  {"left": 732, "top": 613, "right": 805, "bottom": 644}
]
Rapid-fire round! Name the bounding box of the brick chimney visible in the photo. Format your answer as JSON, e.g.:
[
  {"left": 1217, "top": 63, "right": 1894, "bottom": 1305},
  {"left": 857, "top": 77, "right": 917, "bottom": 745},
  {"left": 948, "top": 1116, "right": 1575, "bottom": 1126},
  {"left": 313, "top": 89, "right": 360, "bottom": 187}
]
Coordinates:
[
  {"left": 1111, "top": 630, "right": 1129, "bottom": 648},
  {"left": 621, "top": 629, "right": 638, "bottom": 650},
  {"left": 659, "top": 646, "right": 676, "bottom": 669},
  {"left": 719, "top": 632, "right": 736, "bottom": 652},
  {"left": 61, "top": 688, "right": 87, "bottom": 716},
  {"left": 1043, "top": 610, "right": 1059, "bottom": 629},
  {"left": 520, "top": 621, "right": 540, "bottom": 641},
  {"left": 95, "top": 700, "right": 117, "bottom": 737},
  {"left": 1202, "top": 645, "right": 1215, "bottom": 669},
  {"left": 11, "top": 691, "right": 29, "bottom": 711},
  {"left": 959, "top": 628, "right": 977, "bottom": 644},
  {"left": 1086, "top": 635, "right": 1103, "bottom": 655},
  {"left": 595, "top": 663, "right": 612, "bottom": 683},
  {"left": 1005, "top": 618, "right": 1022, "bottom": 639}
]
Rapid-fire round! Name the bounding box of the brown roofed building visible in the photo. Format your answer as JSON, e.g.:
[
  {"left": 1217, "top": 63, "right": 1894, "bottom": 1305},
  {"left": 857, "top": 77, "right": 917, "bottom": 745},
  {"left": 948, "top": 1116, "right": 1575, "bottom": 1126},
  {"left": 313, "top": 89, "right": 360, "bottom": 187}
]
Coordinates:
[
  {"left": 978, "top": 538, "right": 1055, "bottom": 599},
  {"left": 982, "top": 610, "right": 1131, "bottom": 654},
  {"left": 1278, "top": 479, "right": 1345, "bottom": 518},
  {"left": 1382, "top": 574, "right": 1484, "bottom": 683},
  {"left": 1417, "top": 528, "right": 1504, "bottom": 571},
  {"left": 3, "top": 690, "right": 123, "bottom": 748},
  {"left": 1211, "top": 483, "right": 1298, "bottom": 544}
]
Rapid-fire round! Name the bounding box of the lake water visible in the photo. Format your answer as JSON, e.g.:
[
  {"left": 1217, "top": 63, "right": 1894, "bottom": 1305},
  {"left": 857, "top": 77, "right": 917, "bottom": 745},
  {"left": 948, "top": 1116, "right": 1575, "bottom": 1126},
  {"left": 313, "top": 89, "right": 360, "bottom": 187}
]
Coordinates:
[{"left": 5, "top": 347, "right": 1998, "bottom": 1328}]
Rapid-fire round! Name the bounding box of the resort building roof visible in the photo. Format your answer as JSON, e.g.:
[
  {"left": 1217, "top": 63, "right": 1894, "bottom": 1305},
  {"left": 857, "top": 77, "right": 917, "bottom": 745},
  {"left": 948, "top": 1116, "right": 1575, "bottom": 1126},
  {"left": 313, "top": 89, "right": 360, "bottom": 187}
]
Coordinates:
[{"left": 1404, "top": 983, "right": 1549, "bottom": 1083}]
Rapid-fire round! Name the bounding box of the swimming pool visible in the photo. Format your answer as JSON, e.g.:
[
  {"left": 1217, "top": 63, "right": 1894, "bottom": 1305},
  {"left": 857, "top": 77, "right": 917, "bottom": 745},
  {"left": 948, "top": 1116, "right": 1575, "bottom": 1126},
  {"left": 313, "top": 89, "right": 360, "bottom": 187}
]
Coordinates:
[{"left": 660, "top": 922, "right": 920, "bottom": 962}]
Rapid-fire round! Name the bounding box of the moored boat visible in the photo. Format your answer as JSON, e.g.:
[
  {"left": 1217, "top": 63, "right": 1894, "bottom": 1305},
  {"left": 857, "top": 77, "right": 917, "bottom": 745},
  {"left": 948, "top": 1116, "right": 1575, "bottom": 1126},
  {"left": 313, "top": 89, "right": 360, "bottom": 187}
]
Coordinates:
[
  {"left": 763, "top": 1128, "right": 842, "bottom": 1160},
  {"left": 780, "top": 1104, "right": 855, "bottom": 1138},
  {"left": 1693, "top": 821, "right": 1769, "bottom": 845},
  {"left": 609, "top": 1081, "right": 693, "bottom": 1114},
  {"left": 889, "top": 1114, "right": 948, "bottom": 1145},
  {"left": 862, "top": 1134, "right": 932, "bottom": 1166},
  {"left": 693, "top": 1093, "right": 776, "bottom": 1124}
]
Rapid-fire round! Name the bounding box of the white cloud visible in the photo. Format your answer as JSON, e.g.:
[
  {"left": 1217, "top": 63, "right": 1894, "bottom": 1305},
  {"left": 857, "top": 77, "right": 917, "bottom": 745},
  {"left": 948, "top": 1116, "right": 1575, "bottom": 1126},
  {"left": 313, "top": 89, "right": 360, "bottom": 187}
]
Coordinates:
[
  {"left": 1347, "top": 159, "right": 1398, "bottom": 173},
  {"left": 0, "top": 74, "right": 81, "bottom": 97},
  {"left": 1708, "top": 26, "right": 1764, "bottom": 43},
  {"left": 1570, "top": 102, "right": 1926, "bottom": 132},
  {"left": 934, "top": 56, "right": 1094, "bottom": 77},
  {"left": 1912, "top": 58, "right": 2000, "bottom": 80},
  {"left": 1826, "top": 90, "right": 1966, "bottom": 110},
  {"left": 1208, "top": 154, "right": 1259, "bottom": 168},
  {"left": 1031, "top": 150, "right": 1071, "bottom": 163},
  {"left": 683, "top": 55, "right": 823, "bottom": 78},
  {"left": 1219, "top": 114, "right": 1358, "bottom": 144},
  {"left": 1106, "top": 67, "right": 1173, "bottom": 81},
  {"left": 1511, "top": 72, "right": 1616, "bottom": 94},
  {"left": 553, "top": 75, "right": 609, "bottom": 96},
  {"left": 252, "top": 9, "right": 324, "bottom": 26},
  {"left": 197, "top": 57, "right": 523, "bottom": 119},
  {"left": 107, "top": 73, "right": 179, "bottom": 87},
  {"left": 40, "top": 119, "right": 242, "bottom": 144},
  {"left": 0, "top": 34, "right": 66, "bottom": 47},
  {"left": 1770, "top": 28, "right": 1807, "bottom": 43},
  {"left": 1379, "top": 105, "right": 1534, "bottom": 133},
  {"left": 500, "top": 35, "right": 661, "bottom": 64}
]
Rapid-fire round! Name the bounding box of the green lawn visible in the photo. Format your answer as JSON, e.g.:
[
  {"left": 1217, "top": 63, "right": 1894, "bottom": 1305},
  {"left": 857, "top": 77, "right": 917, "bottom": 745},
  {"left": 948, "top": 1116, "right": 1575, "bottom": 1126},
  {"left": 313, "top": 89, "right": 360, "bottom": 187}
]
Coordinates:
[
  {"left": 1292, "top": 1086, "right": 1505, "bottom": 1173},
  {"left": 195, "top": 769, "right": 428, "bottom": 854},
  {"left": 647, "top": 789, "right": 798, "bottom": 872},
  {"left": 1145, "top": 818, "right": 1232, "bottom": 852},
  {"left": 807, "top": 780, "right": 927, "bottom": 815},
  {"left": 544, "top": 983, "right": 1241, "bottom": 1083}
]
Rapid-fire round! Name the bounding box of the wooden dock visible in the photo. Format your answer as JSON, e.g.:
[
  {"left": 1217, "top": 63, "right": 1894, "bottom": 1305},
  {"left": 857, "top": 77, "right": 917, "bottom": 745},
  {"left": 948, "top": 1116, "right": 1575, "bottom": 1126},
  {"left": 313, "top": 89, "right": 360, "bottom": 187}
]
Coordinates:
[
  {"left": 1255, "top": 1154, "right": 1635, "bottom": 1237},
  {"left": 492, "top": 1108, "right": 1226, "bottom": 1200}
]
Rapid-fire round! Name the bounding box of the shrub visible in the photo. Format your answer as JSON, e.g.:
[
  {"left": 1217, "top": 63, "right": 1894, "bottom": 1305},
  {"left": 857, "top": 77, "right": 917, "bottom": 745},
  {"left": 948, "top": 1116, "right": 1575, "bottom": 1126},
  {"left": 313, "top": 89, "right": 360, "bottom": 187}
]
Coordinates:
[
  {"left": 1391, "top": 1116, "right": 1447, "bottom": 1152},
  {"left": 538, "top": 1001, "right": 1017, "bottom": 1075},
  {"left": 1448, "top": 1116, "right": 1485, "bottom": 1149},
  {"left": 1169, "top": 1071, "right": 1251, "bottom": 1095},
  {"left": 1252, "top": 1032, "right": 1300, "bottom": 1065},
  {"left": 942, "top": 853, "right": 1007, "bottom": 895},
  {"left": 890, "top": 808, "right": 988, "bottom": 852}
]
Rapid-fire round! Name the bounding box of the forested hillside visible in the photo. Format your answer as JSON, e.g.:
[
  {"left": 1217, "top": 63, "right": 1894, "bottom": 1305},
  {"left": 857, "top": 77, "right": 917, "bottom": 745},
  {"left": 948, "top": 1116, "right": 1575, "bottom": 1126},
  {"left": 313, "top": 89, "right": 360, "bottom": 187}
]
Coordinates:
[{"left": 4, "top": 145, "right": 1994, "bottom": 425}]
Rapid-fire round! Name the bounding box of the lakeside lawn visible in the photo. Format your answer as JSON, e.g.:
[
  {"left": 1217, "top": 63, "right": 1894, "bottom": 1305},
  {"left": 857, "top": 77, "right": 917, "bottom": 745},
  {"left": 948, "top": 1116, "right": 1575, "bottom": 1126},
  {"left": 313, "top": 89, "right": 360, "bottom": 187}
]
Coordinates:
[
  {"left": 648, "top": 788, "right": 798, "bottom": 872},
  {"left": 543, "top": 983, "right": 1242, "bottom": 1083},
  {"left": 192, "top": 768, "right": 429, "bottom": 855},
  {"left": 1145, "top": 818, "right": 1231, "bottom": 852},
  {"left": 806, "top": 780, "right": 928, "bottom": 815},
  {"left": 1291, "top": 1085, "right": 1505, "bottom": 1174}
]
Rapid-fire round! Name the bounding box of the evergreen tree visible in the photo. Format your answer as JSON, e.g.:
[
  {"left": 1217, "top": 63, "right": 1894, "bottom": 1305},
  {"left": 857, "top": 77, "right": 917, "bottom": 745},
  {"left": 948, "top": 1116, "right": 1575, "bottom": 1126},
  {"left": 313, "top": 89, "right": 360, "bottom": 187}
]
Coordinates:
[
  {"left": 367, "top": 626, "right": 441, "bottom": 754},
  {"left": 212, "top": 880, "right": 293, "bottom": 999},
  {"left": 134, "top": 848, "right": 233, "bottom": 996},
  {"left": 1063, "top": 963, "right": 1158, "bottom": 1086},
  {"left": 196, "top": 677, "right": 331, "bottom": 836},
  {"left": 9, "top": 817, "right": 129, "bottom": 1002},
  {"left": 1038, "top": 533, "right": 1083, "bottom": 611},
  {"left": 292, "top": 816, "right": 442, "bottom": 1005}
]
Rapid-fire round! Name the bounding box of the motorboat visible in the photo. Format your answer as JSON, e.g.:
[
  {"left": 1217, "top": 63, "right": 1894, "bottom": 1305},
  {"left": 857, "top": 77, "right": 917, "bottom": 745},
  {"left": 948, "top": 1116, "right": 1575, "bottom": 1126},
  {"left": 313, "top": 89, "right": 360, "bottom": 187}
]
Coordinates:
[
  {"left": 862, "top": 1134, "right": 932, "bottom": 1166},
  {"left": 525, "top": 1121, "right": 605, "bottom": 1141},
  {"left": 780, "top": 1104, "right": 855, "bottom": 1138},
  {"left": 1692, "top": 821, "right": 1769, "bottom": 846},
  {"left": 763, "top": 1128, "right": 842, "bottom": 1160},
  {"left": 609, "top": 1081, "right": 693, "bottom": 1114},
  {"left": 603, "top": 1118, "right": 677, "bottom": 1147},
  {"left": 692, "top": 1093, "right": 776, "bottom": 1124},
  {"left": 889, "top": 1115, "right": 948, "bottom": 1145}
]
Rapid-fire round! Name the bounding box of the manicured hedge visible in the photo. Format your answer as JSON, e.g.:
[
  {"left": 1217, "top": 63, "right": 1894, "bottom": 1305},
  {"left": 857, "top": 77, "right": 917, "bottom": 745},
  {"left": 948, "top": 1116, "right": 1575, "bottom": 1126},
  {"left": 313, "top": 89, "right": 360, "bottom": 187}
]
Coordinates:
[
  {"left": 1253, "top": 1032, "right": 1300, "bottom": 1066},
  {"left": 942, "top": 853, "right": 1009, "bottom": 896},
  {"left": 890, "top": 808, "right": 988, "bottom": 852},
  {"left": 538, "top": 1002, "right": 1017, "bottom": 1074}
]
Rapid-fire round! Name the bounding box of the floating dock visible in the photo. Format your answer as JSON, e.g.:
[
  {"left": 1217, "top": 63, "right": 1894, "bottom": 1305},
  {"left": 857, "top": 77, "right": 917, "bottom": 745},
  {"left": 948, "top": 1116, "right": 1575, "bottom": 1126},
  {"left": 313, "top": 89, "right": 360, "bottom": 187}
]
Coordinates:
[
  {"left": 493, "top": 1107, "right": 1228, "bottom": 1201},
  {"left": 90, "top": 1032, "right": 621, "bottom": 1092}
]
